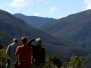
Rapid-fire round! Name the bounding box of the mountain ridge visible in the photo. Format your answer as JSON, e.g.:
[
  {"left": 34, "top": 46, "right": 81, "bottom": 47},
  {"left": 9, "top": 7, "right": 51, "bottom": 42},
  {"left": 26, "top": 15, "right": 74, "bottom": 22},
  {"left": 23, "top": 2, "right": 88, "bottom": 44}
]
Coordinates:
[
  {"left": 13, "top": 13, "right": 56, "bottom": 28},
  {"left": 0, "top": 9, "right": 91, "bottom": 68},
  {"left": 0, "top": 10, "right": 90, "bottom": 58},
  {"left": 40, "top": 9, "right": 91, "bottom": 50}
]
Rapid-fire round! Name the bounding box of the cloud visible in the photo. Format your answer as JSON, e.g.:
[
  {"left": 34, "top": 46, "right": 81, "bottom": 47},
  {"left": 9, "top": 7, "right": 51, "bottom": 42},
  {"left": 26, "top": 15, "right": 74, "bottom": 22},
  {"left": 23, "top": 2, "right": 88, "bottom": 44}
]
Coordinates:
[
  {"left": 33, "top": 12, "right": 40, "bottom": 16},
  {"left": 6, "top": 0, "right": 42, "bottom": 10},
  {"left": 8, "top": 0, "right": 30, "bottom": 10},
  {"left": 49, "top": 7, "right": 58, "bottom": 13},
  {"left": 36, "top": 0, "right": 43, "bottom": 3},
  {"left": 84, "top": 0, "right": 91, "bottom": 9}
]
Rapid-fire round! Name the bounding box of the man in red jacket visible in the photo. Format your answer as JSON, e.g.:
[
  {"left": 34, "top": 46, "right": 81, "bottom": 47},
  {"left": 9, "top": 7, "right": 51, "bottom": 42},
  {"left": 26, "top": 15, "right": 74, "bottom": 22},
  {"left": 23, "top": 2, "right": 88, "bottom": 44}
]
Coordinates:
[{"left": 15, "top": 36, "right": 32, "bottom": 68}]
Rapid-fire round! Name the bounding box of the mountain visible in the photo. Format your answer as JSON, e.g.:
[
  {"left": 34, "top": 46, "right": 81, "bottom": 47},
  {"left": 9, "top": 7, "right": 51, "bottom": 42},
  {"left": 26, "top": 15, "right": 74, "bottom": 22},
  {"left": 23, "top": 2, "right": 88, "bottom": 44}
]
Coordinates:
[
  {"left": 13, "top": 13, "right": 56, "bottom": 28},
  {"left": 40, "top": 9, "right": 91, "bottom": 50},
  {"left": 0, "top": 31, "right": 13, "bottom": 47},
  {"left": 0, "top": 10, "right": 90, "bottom": 58},
  {"left": 83, "top": 53, "right": 91, "bottom": 68}
]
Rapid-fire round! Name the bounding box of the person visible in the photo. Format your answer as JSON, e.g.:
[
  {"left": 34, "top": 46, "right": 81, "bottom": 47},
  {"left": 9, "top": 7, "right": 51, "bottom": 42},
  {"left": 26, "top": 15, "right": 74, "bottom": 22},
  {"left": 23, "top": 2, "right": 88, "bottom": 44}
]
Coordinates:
[
  {"left": 27, "top": 38, "right": 45, "bottom": 68},
  {"left": 6, "top": 38, "right": 18, "bottom": 68},
  {"left": 15, "top": 36, "right": 33, "bottom": 68},
  {"left": 5, "top": 58, "right": 10, "bottom": 68}
]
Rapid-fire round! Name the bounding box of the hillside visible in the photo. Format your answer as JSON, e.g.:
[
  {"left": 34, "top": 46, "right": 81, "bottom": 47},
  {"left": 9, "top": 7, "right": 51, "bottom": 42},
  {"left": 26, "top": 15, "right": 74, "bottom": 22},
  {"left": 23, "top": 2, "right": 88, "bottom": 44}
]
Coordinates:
[
  {"left": 40, "top": 9, "right": 91, "bottom": 50},
  {"left": 83, "top": 53, "right": 91, "bottom": 68},
  {"left": 0, "top": 10, "right": 90, "bottom": 58},
  {"left": 0, "top": 31, "right": 13, "bottom": 47},
  {"left": 13, "top": 13, "right": 56, "bottom": 28}
]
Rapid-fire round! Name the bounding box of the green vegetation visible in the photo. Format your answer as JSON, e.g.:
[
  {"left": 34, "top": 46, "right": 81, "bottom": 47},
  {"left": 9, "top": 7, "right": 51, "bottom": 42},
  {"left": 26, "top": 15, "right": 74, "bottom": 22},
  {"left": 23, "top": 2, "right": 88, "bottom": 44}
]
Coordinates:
[
  {"left": 68, "top": 54, "right": 84, "bottom": 68},
  {"left": 0, "top": 48, "right": 86, "bottom": 68},
  {"left": 44, "top": 54, "right": 62, "bottom": 68},
  {"left": 61, "top": 54, "right": 84, "bottom": 68},
  {"left": 0, "top": 48, "right": 8, "bottom": 68}
]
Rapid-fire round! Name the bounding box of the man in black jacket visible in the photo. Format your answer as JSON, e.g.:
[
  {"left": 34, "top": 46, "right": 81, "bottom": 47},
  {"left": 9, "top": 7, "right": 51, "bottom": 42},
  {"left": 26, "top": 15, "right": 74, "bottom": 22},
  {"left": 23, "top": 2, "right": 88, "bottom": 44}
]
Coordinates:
[{"left": 27, "top": 38, "right": 45, "bottom": 68}]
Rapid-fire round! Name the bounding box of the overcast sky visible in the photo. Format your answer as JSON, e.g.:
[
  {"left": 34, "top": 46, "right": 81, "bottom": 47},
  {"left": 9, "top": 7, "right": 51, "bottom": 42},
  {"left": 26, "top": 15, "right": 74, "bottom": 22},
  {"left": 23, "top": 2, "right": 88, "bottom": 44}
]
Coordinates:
[{"left": 0, "top": 0, "right": 91, "bottom": 19}]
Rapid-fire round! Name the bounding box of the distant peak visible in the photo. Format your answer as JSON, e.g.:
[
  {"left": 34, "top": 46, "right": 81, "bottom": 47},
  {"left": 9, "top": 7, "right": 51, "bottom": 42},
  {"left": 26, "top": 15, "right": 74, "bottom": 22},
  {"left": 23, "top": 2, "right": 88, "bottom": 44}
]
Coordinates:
[{"left": 14, "top": 13, "right": 25, "bottom": 16}]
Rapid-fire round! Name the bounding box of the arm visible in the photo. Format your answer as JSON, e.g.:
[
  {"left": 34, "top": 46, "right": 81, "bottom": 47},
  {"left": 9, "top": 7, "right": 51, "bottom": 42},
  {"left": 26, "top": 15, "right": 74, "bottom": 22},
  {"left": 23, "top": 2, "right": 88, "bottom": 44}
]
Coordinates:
[
  {"left": 27, "top": 39, "right": 35, "bottom": 47},
  {"left": 6, "top": 45, "right": 10, "bottom": 56},
  {"left": 30, "top": 47, "right": 33, "bottom": 62},
  {"left": 15, "top": 46, "right": 20, "bottom": 57}
]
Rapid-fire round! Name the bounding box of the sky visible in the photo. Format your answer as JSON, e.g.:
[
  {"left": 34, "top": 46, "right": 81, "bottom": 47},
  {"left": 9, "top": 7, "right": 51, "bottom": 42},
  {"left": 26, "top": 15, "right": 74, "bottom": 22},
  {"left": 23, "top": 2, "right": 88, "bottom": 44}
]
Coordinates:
[{"left": 0, "top": 0, "right": 91, "bottom": 19}]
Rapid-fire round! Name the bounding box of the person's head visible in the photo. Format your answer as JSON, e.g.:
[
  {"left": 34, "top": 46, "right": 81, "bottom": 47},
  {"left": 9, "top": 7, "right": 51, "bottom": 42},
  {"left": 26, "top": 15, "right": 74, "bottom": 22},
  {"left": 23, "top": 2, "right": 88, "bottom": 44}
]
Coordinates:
[
  {"left": 35, "top": 38, "right": 42, "bottom": 45},
  {"left": 13, "top": 38, "right": 18, "bottom": 43},
  {"left": 21, "top": 36, "right": 27, "bottom": 44}
]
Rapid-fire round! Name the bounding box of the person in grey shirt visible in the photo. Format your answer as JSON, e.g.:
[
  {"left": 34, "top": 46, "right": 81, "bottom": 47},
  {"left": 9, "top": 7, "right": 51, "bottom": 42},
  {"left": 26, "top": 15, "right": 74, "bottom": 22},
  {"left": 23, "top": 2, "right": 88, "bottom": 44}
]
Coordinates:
[{"left": 6, "top": 38, "right": 18, "bottom": 68}]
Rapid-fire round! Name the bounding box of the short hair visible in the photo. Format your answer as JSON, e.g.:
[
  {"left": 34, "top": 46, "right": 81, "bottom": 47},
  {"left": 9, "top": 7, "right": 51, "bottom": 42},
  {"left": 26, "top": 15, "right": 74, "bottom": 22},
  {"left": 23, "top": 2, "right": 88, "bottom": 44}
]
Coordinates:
[
  {"left": 13, "top": 38, "right": 18, "bottom": 42},
  {"left": 21, "top": 36, "right": 27, "bottom": 43}
]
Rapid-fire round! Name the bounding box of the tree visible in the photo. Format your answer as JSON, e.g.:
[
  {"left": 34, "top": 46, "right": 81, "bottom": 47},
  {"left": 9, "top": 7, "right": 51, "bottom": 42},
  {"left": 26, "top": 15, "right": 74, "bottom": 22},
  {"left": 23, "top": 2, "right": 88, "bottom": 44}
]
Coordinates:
[
  {"left": 0, "top": 49, "right": 8, "bottom": 68},
  {"left": 61, "top": 54, "right": 85, "bottom": 68},
  {"left": 44, "top": 54, "right": 62, "bottom": 68},
  {"left": 61, "top": 62, "right": 68, "bottom": 68},
  {"left": 68, "top": 54, "right": 84, "bottom": 68}
]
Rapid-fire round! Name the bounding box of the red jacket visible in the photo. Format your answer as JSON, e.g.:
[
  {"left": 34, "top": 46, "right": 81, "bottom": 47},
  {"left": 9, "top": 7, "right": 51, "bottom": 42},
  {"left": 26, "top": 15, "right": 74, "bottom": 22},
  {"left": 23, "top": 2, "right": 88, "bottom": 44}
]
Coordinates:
[{"left": 15, "top": 45, "right": 32, "bottom": 67}]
